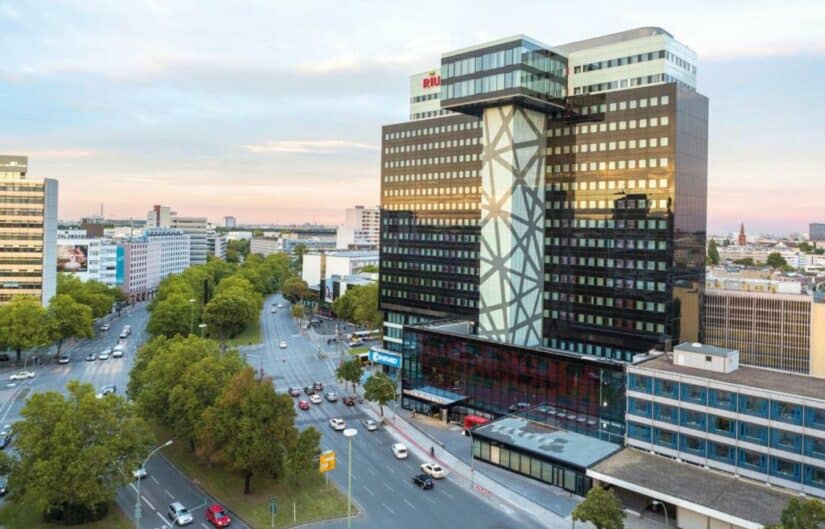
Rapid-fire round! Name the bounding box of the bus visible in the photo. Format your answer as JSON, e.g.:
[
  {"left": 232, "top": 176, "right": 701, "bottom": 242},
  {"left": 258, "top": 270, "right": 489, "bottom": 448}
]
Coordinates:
[
  {"left": 350, "top": 329, "right": 381, "bottom": 341},
  {"left": 355, "top": 352, "right": 371, "bottom": 366}
]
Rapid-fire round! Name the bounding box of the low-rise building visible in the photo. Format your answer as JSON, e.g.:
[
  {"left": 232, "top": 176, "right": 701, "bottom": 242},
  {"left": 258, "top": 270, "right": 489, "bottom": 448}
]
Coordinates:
[
  {"left": 337, "top": 205, "right": 380, "bottom": 250},
  {"left": 206, "top": 230, "right": 226, "bottom": 260},
  {"left": 302, "top": 251, "right": 379, "bottom": 289},
  {"left": 250, "top": 236, "right": 281, "bottom": 257}
]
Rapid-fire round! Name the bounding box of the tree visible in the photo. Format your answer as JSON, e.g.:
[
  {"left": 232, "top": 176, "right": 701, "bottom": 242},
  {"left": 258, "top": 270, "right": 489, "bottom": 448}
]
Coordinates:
[
  {"left": 767, "top": 497, "right": 825, "bottom": 529},
  {"left": 147, "top": 293, "right": 194, "bottom": 338},
  {"left": 332, "top": 282, "right": 381, "bottom": 329},
  {"left": 363, "top": 372, "right": 396, "bottom": 416},
  {"left": 0, "top": 296, "right": 49, "bottom": 363},
  {"left": 168, "top": 351, "right": 245, "bottom": 451},
  {"left": 799, "top": 242, "right": 814, "bottom": 253},
  {"left": 291, "top": 304, "right": 305, "bottom": 321},
  {"left": 767, "top": 252, "right": 788, "bottom": 270},
  {"left": 733, "top": 257, "right": 755, "bottom": 266},
  {"left": 282, "top": 276, "right": 309, "bottom": 302},
  {"left": 57, "top": 274, "right": 123, "bottom": 318},
  {"left": 197, "top": 368, "right": 297, "bottom": 494},
  {"left": 47, "top": 294, "right": 93, "bottom": 357},
  {"left": 287, "top": 427, "right": 321, "bottom": 487},
  {"left": 336, "top": 359, "right": 363, "bottom": 395},
  {"left": 203, "top": 291, "right": 257, "bottom": 344},
  {"left": 707, "top": 239, "right": 720, "bottom": 265},
  {"left": 9, "top": 381, "right": 152, "bottom": 523},
  {"left": 292, "top": 243, "right": 308, "bottom": 272},
  {"left": 571, "top": 486, "right": 625, "bottom": 529}
]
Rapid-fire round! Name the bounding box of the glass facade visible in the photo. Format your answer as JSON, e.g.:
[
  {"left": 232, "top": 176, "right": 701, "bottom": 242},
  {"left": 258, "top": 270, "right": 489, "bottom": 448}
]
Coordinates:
[{"left": 401, "top": 326, "right": 626, "bottom": 443}]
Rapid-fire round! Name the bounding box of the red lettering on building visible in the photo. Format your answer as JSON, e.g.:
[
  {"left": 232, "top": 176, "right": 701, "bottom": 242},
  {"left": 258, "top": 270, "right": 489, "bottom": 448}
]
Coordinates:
[{"left": 422, "top": 75, "right": 441, "bottom": 89}]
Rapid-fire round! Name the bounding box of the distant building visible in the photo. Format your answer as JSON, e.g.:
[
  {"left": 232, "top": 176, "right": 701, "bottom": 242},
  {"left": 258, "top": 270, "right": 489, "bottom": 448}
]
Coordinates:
[
  {"left": 302, "top": 251, "right": 379, "bottom": 295},
  {"left": 146, "top": 204, "right": 173, "bottom": 228},
  {"left": 224, "top": 216, "right": 237, "bottom": 229},
  {"left": 0, "top": 155, "right": 57, "bottom": 306},
  {"left": 226, "top": 231, "right": 253, "bottom": 241},
  {"left": 250, "top": 237, "right": 281, "bottom": 257},
  {"left": 172, "top": 216, "right": 207, "bottom": 266},
  {"left": 811, "top": 223, "right": 825, "bottom": 242},
  {"left": 321, "top": 273, "right": 377, "bottom": 303},
  {"left": 337, "top": 205, "right": 380, "bottom": 249},
  {"left": 57, "top": 233, "right": 123, "bottom": 288},
  {"left": 737, "top": 221, "right": 747, "bottom": 246},
  {"left": 121, "top": 239, "right": 150, "bottom": 303},
  {"left": 143, "top": 228, "right": 190, "bottom": 281},
  {"left": 206, "top": 230, "right": 226, "bottom": 260}
]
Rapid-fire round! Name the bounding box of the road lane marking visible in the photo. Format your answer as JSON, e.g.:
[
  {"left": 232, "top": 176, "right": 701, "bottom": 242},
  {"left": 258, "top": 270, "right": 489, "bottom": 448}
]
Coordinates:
[
  {"left": 381, "top": 503, "right": 396, "bottom": 515},
  {"left": 382, "top": 482, "right": 395, "bottom": 493},
  {"left": 156, "top": 511, "right": 172, "bottom": 526},
  {"left": 202, "top": 523, "right": 210, "bottom": 529},
  {"left": 164, "top": 489, "right": 174, "bottom": 499},
  {"left": 422, "top": 493, "right": 437, "bottom": 505},
  {"left": 439, "top": 488, "right": 455, "bottom": 500},
  {"left": 150, "top": 476, "right": 159, "bottom": 484},
  {"left": 129, "top": 483, "right": 138, "bottom": 493},
  {"left": 404, "top": 499, "right": 417, "bottom": 510},
  {"left": 363, "top": 485, "right": 375, "bottom": 496},
  {"left": 142, "top": 496, "right": 156, "bottom": 510}
]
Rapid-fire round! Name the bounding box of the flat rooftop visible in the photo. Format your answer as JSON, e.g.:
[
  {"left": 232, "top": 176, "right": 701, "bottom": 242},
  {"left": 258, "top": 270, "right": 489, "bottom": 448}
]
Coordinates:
[
  {"left": 673, "top": 341, "right": 736, "bottom": 357},
  {"left": 635, "top": 354, "right": 825, "bottom": 401},
  {"left": 473, "top": 416, "right": 620, "bottom": 470},
  {"left": 589, "top": 449, "right": 790, "bottom": 527}
]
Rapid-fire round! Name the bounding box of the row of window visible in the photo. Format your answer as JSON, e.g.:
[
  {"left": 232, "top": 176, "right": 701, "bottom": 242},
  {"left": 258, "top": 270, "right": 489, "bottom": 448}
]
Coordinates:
[
  {"left": 383, "top": 186, "right": 480, "bottom": 197},
  {"left": 548, "top": 309, "right": 666, "bottom": 333},
  {"left": 380, "top": 231, "right": 477, "bottom": 243},
  {"left": 411, "top": 109, "right": 452, "bottom": 121},
  {"left": 574, "top": 50, "right": 695, "bottom": 75},
  {"left": 548, "top": 338, "right": 636, "bottom": 362},
  {"left": 382, "top": 246, "right": 479, "bottom": 259},
  {"left": 384, "top": 153, "right": 480, "bottom": 168},
  {"left": 385, "top": 137, "right": 480, "bottom": 154},
  {"left": 546, "top": 218, "right": 668, "bottom": 231},
  {"left": 381, "top": 288, "right": 478, "bottom": 307},
  {"left": 628, "top": 373, "right": 825, "bottom": 428},
  {"left": 384, "top": 120, "right": 481, "bottom": 141},
  {"left": 549, "top": 159, "right": 670, "bottom": 176},
  {"left": 382, "top": 201, "right": 480, "bottom": 212},
  {"left": 548, "top": 257, "right": 667, "bottom": 272},
  {"left": 410, "top": 93, "right": 439, "bottom": 103},
  {"left": 550, "top": 137, "right": 670, "bottom": 156},
  {"left": 572, "top": 116, "right": 672, "bottom": 137},
  {"left": 547, "top": 274, "right": 667, "bottom": 292},
  {"left": 441, "top": 45, "right": 566, "bottom": 80},
  {"left": 547, "top": 196, "right": 671, "bottom": 211},
  {"left": 442, "top": 71, "right": 566, "bottom": 100},
  {"left": 548, "top": 237, "right": 668, "bottom": 251},
  {"left": 382, "top": 274, "right": 477, "bottom": 292},
  {"left": 383, "top": 170, "right": 479, "bottom": 183},
  {"left": 381, "top": 216, "right": 480, "bottom": 227},
  {"left": 574, "top": 73, "right": 681, "bottom": 95},
  {"left": 550, "top": 292, "right": 666, "bottom": 312},
  {"left": 548, "top": 178, "right": 671, "bottom": 193},
  {"left": 381, "top": 261, "right": 479, "bottom": 277}
]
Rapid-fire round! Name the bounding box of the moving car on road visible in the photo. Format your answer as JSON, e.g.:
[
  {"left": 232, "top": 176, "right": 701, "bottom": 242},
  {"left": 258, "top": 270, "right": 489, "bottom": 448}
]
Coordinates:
[
  {"left": 96, "top": 384, "right": 117, "bottom": 399},
  {"left": 288, "top": 386, "right": 301, "bottom": 397},
  {"left": 391, "top": 443, "right": 408, "bottom": 459},
  {"left": 206, "top": 504, "right": 231, "bottom": 527},
  {"left": 9, "top": 371, "right": 35, "bottom": 381},
  {"left": 412, "top": 474, "right": 434, "bottom": 489},
  {"left": 324, "top": 391, "right": 338, "bottom": 402},
  {"left": 329, "top": 418, "right": 346, "bottom": 431},
  {"left": 57, "top": 355, "right": 70, "bottom": 364},
  {"left": 167, "top": 501, "right": 194, "bottom": 526},
  {"left": 298, "top": 400, "right": 310, "bottom": 410},
  {"left": 98, "top": 349, "right": 110, "bottom": 360},
  {"left": 363, "top": 419, "right": 378, "bottom": 432},
  {"left": 420, "top": 462, "right": 446, "bottom": 479},
  {"left": 111, "top": 346, "right": 124, "bottom": 358},
  {"left": 0, "top": 425, "right": 13, "bottom": 449},
  {"left": 99, "top": 323, "right": 110, "bottom": 332},
  {"left": 85, "top": 352, "right": 97, "bottom": 362},
  {"left": 313, "top": 381, "right": 324, "bottom": 391},
  {"left": 279, "top": 340, "right": 287, "bottom": 349},
  {"left": 309, "top": 394, "right": 322, "bottom": 405},
  {"left": 304, "top": 386, "right": 316, "bottom": 396},
  {"left": 343, "top": 395, "right": 356, "bottom": 406}
]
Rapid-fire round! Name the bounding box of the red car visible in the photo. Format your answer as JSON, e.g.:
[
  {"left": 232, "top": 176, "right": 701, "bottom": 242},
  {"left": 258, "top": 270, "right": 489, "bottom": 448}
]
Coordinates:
[
  {"left": 298, "top": 399, "right": 310, "bottom": 410},
  {"left": 206, "top": 504, "right": 231, "bottom": 527}
]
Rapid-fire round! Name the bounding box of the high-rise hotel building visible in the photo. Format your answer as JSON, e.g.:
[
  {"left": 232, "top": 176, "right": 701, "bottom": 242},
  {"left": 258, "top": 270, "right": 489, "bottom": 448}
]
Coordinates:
[
  {"left": 0, "top": 155, "right": 58, "bottom": 306},
  {"left": 380, "top": 27, "right": 707, "bottom": 362}
]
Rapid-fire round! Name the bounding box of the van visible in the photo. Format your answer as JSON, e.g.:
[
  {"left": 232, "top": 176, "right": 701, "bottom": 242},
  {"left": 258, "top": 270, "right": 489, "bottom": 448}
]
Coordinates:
[{"left": 167, "top": 502, "right": 193, "bottom": 526}]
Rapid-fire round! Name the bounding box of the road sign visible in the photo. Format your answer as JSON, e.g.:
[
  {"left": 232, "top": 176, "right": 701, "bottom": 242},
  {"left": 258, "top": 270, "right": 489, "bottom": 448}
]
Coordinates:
[{"left": 319, "top": 450, "right": 336, "bottom": 472}]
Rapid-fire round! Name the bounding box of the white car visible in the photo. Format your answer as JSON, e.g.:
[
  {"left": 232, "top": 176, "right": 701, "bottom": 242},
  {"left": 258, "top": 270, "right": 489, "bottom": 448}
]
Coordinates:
[
  {"left": 279, "top": 340, "right": 287, "bottom": 349},
  {"left": 329, "top": 418, "right": 346, "bottom": 431},
  {"left": 309, "top": 394, "right": 322, "bottom": 405},
  {"left": 420, "top": 462, "right": 446, "bottom": 479},
  {"left": 363, "top": 419, "right": 378, "bottom": 432},
  {"left": 391, "top": 443, "right": 408, "bottom": 459},
  {"left": 9, "top": 371, "right": 35, "bottom": 381},
  {"left": 132, "top": 467, "right": 147, "bottom": 480},
  {"left": 111, "top": 348, "right": 124, "bottom": 358},
  {"left": 98, "top": 350, "right": 110, "bottom": 360}
]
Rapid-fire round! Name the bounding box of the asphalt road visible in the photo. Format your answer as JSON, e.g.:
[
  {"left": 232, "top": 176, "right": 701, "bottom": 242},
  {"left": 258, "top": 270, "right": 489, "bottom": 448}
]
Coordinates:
[{"left": 251, "top": 295, "right": 544, "bottom": 529}]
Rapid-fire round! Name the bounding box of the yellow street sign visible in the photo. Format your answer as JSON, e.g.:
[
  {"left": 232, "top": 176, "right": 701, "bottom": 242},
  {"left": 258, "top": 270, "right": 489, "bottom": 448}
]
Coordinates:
[{"left": 319, "top": 450, "right": 336, "bottom": 473}]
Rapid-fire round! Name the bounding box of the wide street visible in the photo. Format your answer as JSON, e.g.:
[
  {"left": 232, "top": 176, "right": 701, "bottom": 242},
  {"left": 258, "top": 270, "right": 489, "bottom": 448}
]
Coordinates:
[{"left": 248, "top": 294, "right": 545, "bottom": 529}]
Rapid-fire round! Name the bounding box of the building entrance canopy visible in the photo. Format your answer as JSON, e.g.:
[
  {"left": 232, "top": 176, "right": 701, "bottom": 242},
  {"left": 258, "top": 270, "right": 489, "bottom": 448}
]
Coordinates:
[{"left": 403, "top": 385, "right": 468, "bottom": 407}]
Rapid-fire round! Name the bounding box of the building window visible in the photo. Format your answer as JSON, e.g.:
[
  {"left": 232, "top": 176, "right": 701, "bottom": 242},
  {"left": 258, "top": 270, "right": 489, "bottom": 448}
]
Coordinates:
[
  {"left": 654, "top": 428, "right": 677, "bottom": 449},
  {"left": 680, "top": 384, "right": 706, "bottom": 405},
  {"left": 738, "top": 448, "right": 767, "bottom": 473},
  {"left": 806, "top": 408, "right": 825, "bottom": 431},
  {"left": 680, "top": 434, "right": 706, "bottom": 456},
  {"left": 654, "top": 378, "right": 679, "bottom": 399},
  {"left": 739, "top": 394, "right": 769, "bottom": 418},
  {"left": 805, "top": 466, "right": 825, "bottom": 489},
  {"left": 771, "top": 457, "right": 801, "bottom": 482},
  {"left": 628, "top": 373, "right": 652, "bottom": 393},
  {"left": 654, "top": 403, "right": 678, "bottom": 424},
  {"left": 679, "top": 409, "right": 706, "bottom": 431},
  {"left": 628, "top": 398, "right": 652, "bottom": 418},
  {"left": 770, "top": 429, "right": 802, "bottom": 454},
  {"left": 804, "top": 437, "right": 825, "bottom": 459},
  {"left": 771, "top": 401, "right": 803, "bottom": 425},
  {"left": 708, "top": 389, "right": 736, "bottom": 411},
  {"left": 709, "top": 415, "right": 735, "bottom": 438},
  {"left": 739, "top": 422, "right": 768, "bottom": 444},
  {"left": 708, "top": 442, "right": 735, "bottom": 464},
  {"left": 628, "top": 422, "right": 652, "bottom": 442}
]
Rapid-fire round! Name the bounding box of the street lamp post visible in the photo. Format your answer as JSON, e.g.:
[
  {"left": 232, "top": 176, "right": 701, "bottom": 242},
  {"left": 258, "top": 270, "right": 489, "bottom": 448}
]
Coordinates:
[
  {"left": 135, "top": 440, "right": 172, "bottom": 529},
  {"left": 198, "top": 323, "right": 207, "bottom": 338},
  {"left": 189, "top": 298, "right": 196, "bottom": 335},
  {"left": 343, "top": 428, "right": 357, "bottom": 529},
  {"left": 652, "top": 500, "right": 669, "bottom": 529}
]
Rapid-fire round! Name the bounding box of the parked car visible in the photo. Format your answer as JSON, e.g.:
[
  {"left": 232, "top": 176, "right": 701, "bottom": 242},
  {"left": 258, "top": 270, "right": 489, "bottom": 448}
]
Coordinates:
[
  {"left": 391, "top": 443, "right": 408, "bottom": 459},
  {"left": 329, "top": 418, "right": 346, "bottom": 431},
  {"left": 288, "top": 386, "right": 301, "bottom": 397},
  {"left": 85, "top": 352, "right": 97, "bottom": 362},
  {"left": 343, "top": 395, "right": 356, "bottom": 406},
  {"left": 412, "top": 474, "right": 434, "bottom": 489},
  {"left": 271, "top": 306, "right": 278, "bottom": 314},
  {"left": 420, "top": 462, "right": 446, "bottom": 479},
  {"left": 167, "top": 501, "right": 194, "bottom": 526},
  {"left": 9, "top": 371, "right": 35, "bottom": 381},
  {"left": 205, "top": 504, "right": 231, "bottom": 528},
  {"left": 324, "top": 391, "right": 338, "bottom": 402},
  {"left": 57, "top": 355, "right": 70, "bottom": 364},
  {"left": 99, "top": 323, "right": 110, "bottom": 332},
  {"left": 309, "top": 394, "right": 322, "bottom": 405},
  {"left": 362, "top": 419, "right": 378, "bottom": 432},
  {"left": 279, "top": 340, "right": 287, "bottom": 349},
  {"left": 298, "top": 400, "right": 310, "bottom": 411}
]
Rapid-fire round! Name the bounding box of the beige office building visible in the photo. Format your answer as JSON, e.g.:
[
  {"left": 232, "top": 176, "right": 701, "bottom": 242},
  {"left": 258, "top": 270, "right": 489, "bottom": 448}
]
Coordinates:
[
  {"left": 0, "top": 155, "right": 58, "bottom": 306},
  {"left": 704, "top": 277, "right": 825, "bottom": 376}
]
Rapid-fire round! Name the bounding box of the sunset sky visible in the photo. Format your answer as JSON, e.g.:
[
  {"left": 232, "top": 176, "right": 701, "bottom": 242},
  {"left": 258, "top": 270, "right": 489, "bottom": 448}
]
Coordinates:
[{"left": 2, "top": 1, "right": 823, "bottom": 235}]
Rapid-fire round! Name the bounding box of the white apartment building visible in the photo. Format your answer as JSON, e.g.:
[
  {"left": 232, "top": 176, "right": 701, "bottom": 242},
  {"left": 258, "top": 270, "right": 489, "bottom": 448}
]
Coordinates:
[
  {"left": 302, "top": 251, "right": 379, "bottom": 288},
  {"left": 121, "top": 240, "right": 149, "bottom": 302},
  {"left": 250, "top": 237, "right": 282, "bottom": 257},
  {"left": 337, "top": 205, "right": 380, "bottom": 249},
  {"left": 144, "top": 228, "right": 190, "bottom": 280},
  {"left": 57, "top": 233, "right": 122, "bottom": 287},
  {"left": 207, "top": 230, "right": 226, "bottom": 260},
  {"left": 172, "top": 216, "right": 207, "bottom": 265}
]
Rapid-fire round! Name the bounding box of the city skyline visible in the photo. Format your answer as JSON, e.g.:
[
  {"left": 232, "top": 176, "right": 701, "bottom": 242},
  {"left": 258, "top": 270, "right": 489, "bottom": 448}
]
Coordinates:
[{"left": 2, "top": 1, "right": 824, "bottom": 233}]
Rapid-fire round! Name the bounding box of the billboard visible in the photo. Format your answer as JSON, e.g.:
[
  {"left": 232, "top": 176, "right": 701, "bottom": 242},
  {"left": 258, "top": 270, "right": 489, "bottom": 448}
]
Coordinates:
[{"left": 57, "top": 244, "right": 89, "bottom": 272}]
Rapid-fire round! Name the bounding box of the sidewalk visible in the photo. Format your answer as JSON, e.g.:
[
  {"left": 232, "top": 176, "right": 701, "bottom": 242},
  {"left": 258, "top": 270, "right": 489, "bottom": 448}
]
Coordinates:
[{"left": 359, "top": 401, "right": 667, "bottom": 529}]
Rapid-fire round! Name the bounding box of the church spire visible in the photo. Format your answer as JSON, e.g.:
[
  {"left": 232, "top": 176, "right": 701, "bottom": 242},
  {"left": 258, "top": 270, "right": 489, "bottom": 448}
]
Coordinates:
[{"left": 738, "top": 222, "right": 746, "bottom": 246}]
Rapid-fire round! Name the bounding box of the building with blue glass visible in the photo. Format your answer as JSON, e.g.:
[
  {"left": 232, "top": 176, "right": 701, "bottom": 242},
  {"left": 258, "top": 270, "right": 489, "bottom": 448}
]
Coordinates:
[{"left": 626, "top": 342, "right": 825, "bottom": 498}]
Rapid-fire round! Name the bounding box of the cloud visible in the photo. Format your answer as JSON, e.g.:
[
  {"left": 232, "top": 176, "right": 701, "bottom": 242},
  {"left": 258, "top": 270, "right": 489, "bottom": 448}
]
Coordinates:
[
  {"left": 0, "top": 3, "right": 21, "bottom": 19},
  {"left": 242, "top": 140, "right": 378, "bottom": 154}
]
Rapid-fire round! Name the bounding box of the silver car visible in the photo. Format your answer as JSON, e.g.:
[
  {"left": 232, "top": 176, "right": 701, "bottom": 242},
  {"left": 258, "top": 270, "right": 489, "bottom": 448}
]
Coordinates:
[{"left": 363, "top": 419, "right": 379, "bottom": 431}]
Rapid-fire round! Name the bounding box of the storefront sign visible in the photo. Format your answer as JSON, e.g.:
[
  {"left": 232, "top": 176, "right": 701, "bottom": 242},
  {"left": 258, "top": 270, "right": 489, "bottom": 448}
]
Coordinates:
[
  {"left": 368, "top": 348, "right": 402, "bottom": 368},
  {"left": 422, "top": 75, "right": 441, "bottom": 88}
]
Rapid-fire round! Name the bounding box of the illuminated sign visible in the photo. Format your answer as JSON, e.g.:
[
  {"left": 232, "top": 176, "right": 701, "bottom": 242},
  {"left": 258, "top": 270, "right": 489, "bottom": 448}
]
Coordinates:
[
  {"left": 57, "top": 244, "right": 89, "bottom": 273},
  {"left": 319, "top": 450, "right": 336, "bottom": 473},
  {"left": 368, "top": 348, "right": 402, "bottom": 368},
  {"left": 422, "top": 75, "right": 441, "bottom": 89}
]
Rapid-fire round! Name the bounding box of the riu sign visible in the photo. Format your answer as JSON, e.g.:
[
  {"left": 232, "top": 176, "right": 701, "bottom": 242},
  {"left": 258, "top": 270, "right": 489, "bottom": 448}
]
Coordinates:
[{"left": 422, "top": 75, "right": 441, "bottom": 88}]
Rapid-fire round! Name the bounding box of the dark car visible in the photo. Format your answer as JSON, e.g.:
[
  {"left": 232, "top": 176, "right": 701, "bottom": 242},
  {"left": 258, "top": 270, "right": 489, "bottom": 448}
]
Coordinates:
[
  {"left": 412, "top": 474, "right": 434, "bottom": 490},
  {"left": 288, "top": 386, "right": 301, "bottom": 397},
  {"left": 0, "top": 426, "right": 13, "bottom": 449},
  {"left": 343, "top": 395, "right": 356, "bottom": 407},
  {"left": 313, "top": 382, "right": 324, "bottom": 392},
  {"left": 304, "top": 386, "right": 316, "bottom": 396}
]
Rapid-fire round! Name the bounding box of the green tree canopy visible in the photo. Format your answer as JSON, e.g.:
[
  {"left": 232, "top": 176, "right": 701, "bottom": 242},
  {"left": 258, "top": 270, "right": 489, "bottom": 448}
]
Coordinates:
[
  {"left": 331, "top": 282, "right": 381, "bottom": 328},
  {"left": 291, "top": 304, "right": 305, "bottom": 320},
  {"left": 359, "top": 264, "right": 378, "bottom": 273},
  {"left": 733, "top": 257, "right": 755, "bottom": 266},
  {"left": 767, "top": 252, "right": 788, "bottom": 269},
  {"left": 707, "top": 239, "right": 720, "bottom": 265},
  {"left": 292, "top": 243, "right": 308, "bottom": 272},
  {"left": 287, "top": 427, "right": 321, "bottom": 487},
  {"left": 203, "top": 291, "right": 258, "bottom": 343},
  {"left": 363, "top": 372, "right": 397, "bottom": 416},
  {"left": 147, "top": 293, "right": 197, "bottom": 338},
  {"left": 336, "top": 358, "right": 363, "bottom": 395},
  {"left": 768, "top": 497, "right": 825, "bottom": 529},
  {"left": 0, "top": 295, "right": 50, "bottom": 363},
  {"left": 47, "top": 294, "right": 93, "bottom": 356},
  {"left": 9, "top": 381, "right": 153, "bottom": 524},
  {"left": 572, "top": 486, "right": 625, "bottom": 529},
  {"left": 197, "top": 368, "right": 298, "bottom": 494},
  {"left": 57, "top": 274, "right": 123, "bottom": 318},
  {"left": 282, "top": 276, "right": 309, "bottom": 302}
]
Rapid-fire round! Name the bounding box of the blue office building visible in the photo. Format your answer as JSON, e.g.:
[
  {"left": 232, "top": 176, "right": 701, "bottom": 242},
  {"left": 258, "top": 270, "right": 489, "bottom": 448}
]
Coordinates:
[{"left": 627, "top": 342, "right": 825, "bottom": 498}]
